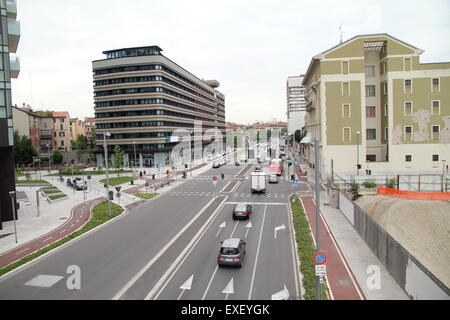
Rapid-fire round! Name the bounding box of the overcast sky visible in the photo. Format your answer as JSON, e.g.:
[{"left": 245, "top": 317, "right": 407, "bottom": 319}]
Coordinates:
[{"left": 11, "top": 0, "right": 450, "bottom": 124}]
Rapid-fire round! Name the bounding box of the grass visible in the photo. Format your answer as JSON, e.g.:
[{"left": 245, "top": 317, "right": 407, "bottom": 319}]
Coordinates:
[
  {"left": 134, "top": 193, "right": 159, "bottom": 200},
  {"left": 290, "top": 195, "right": 329, "bottom": 300},
  {"left": 42, "top": 189, "right": 62, "bottom": 195},
  {"left": 0, "top": 201, "right": 123, "bottom": 277},
  {"left": 16, "top": 180, "right": 50, "bottom": 184},
  {"left": 48, "top": 194, "right": 67, "bottom": 200},
  {"left": 99, "top": 176, "right": 134, "bottom": 186},
  {"left": 48, "top": 170, "right": 133, "bottom": 176}
]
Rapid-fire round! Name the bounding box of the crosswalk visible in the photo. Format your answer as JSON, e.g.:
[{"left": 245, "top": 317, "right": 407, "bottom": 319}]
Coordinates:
[
  {"left": 188, "top": 176, "right": 247, "bottom": 181},
  {"left": 168, "top": 191, "right": 288, "bottom": 198}
]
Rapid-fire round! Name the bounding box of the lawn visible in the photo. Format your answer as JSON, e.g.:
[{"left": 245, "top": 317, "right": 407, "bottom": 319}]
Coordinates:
[
  {"left": 0, "top": 201, "right": 123, "bottom": 277},
  {"left": 48, "top": 169, "right": 133, "bottom": 176},
  {"left": 99, "top": 176, "right": 134, "bottom": 186},
  {"left": 16, "top": 180, "right": 50, "bottom": 184},
  {"left": 290, "top": 195, "right": 329, "bottom": 300},
  {"left": 42, "top": 189, "right": 62, "bottom": 195},
  {"left": 134, "top": 193, "right": 159, "bottom": 200},
  {"left": 48, "top": 194, "right": 67, "bottom": 200}
]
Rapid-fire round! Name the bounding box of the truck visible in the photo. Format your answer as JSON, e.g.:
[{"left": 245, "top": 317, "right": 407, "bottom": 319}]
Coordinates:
[{"left": 251, "top": 172, "right": 266, "bottom": 193}]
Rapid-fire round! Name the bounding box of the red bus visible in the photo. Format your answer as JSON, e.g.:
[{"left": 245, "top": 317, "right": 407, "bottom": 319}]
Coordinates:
[{"left": 269, "top": 162, "right": 283, "bottom": 176}]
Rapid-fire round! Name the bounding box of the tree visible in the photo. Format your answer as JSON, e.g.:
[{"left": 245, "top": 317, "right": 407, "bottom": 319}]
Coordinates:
[
  {"left": 75, "top": 134, "right": 88, "bottom": 162},
  {"left": 52, "top": 149, "right": 63, "bottom": 164},
  {"left": 87, "top": 127, "right": 96, "bottom": 164},
  {"left": 113, "top": 145, "right": 124, "bottom": 176},
  {"left": 13, "top": 130, "right": 38, "bottom": 166}
]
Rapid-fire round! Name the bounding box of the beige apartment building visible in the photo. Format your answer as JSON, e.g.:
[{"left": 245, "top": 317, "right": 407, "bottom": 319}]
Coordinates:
[
  {"left": 70, "top": 118, "right": 86, "bottom": 141},
  {"left": 84, "top": 117, "right": 95, "bottom": 141},
  {"left": 302, "top": 33, "right": 450, "bottom": 176},
  {"left": 52, "top": 111, "right": 71, "bottom": 151}
]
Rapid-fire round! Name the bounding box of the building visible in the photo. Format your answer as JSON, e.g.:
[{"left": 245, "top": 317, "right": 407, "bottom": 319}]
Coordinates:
[
  {"left": 70, "top": 117, "right": 86, "bottom": 141},
  {"left": 84, "top": 116, "right": 95, "bottom": 141},
  {"left": 286, "top": 75, "right": 306, "bottom": 136},
  {"left": 92, "top": 46, "right": 225, "bottom": 168},
  {"left": 302, "top": 33, "right": 450, "bottom": 177},
  {"left": 11, "top": 105, "right": 29, "bottom": 137},
  {"left": 52, "top": 111, "right": 71, "bottom": 151},
  {"left": 0, "top": 0, "right": 20, "bottom": 228}
]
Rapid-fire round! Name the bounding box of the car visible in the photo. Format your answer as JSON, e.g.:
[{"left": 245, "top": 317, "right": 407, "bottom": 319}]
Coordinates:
[
  {"left": 66, "top": 178, "right": 73, "bottom": 187},
  {"left": 268, "top": 174, "right": 278, "bottom": 183},
  {"left": 217, "top": 238, "right": 246, "bottom": 268},
  {"left": 73, "top": 177, "right": 87, "bottom": 190},
  {"left": 254, "top": 165, "right": 262, "bottom": 172},
  {"left": 235, "top": 161, "right": 240, "bottom": 166},
  {"left": 232, "top": 203, "right": 252, "bottom": 220},
  {"left": 240, "top": 157, "right": 247, "bottom": 163},
  {"left": 219, "top": 159, "right": 226, "bottom": 166},
  {"left": 212, "top": 162, "right": 220, "bottom": 168}
]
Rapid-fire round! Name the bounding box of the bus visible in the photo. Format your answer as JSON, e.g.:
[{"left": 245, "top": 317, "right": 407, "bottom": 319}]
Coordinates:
[{"left": 269, "top": 162, "right": 283, "bottom": 176}]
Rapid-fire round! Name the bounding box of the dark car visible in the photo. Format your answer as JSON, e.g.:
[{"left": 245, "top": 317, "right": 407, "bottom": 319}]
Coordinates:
[
  {"left": 66, "top": 178, "right": 73, "bottom": 187},
  {"left": 235, "top": 161, "right": 240, "bottom": 166},
  {"left": 232, "top": 203, "right": 252, "bottom": 220},
  {"left": 212, "top": 162, "right": 221, "bottom": 168},
  {"left": 254, "top": 165, "right": 262, "bottom": 172},
  {"left": 218, "top": 238, "right": 246, "bottom": 268}
]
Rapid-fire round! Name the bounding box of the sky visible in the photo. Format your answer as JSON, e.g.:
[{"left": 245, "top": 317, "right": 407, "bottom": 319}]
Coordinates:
[{"left": 10, "top": 0, "right": 450, "bottom": 124}]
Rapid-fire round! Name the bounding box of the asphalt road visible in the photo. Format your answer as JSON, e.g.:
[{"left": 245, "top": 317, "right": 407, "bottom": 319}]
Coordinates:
[{"left": 0, "top": 158, "right": 303, "bottom": 300}]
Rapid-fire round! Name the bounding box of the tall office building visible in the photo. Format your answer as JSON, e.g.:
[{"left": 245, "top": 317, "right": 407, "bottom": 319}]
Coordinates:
[
  {"left": 302, "top": 33, "right": 450, "bottom": 176},
  {"left": 286, "top": 75, "right": 306, "bottom": 136},
  {"left": 92, "top": 46, "right": 225, "bottom": 168},
  {"left": 0, "top": 0, "right": 20, "bottom": 228}
]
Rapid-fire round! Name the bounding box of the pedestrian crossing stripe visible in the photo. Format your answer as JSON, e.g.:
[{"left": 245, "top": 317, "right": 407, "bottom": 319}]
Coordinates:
[{"left": 168, "top": 192, "right": 287, "bottom": 197}]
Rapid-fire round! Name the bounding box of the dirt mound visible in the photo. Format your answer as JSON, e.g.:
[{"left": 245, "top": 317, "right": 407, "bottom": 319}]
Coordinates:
[{"left": 356, "top": 195, "right": 450, "bottom": 288}]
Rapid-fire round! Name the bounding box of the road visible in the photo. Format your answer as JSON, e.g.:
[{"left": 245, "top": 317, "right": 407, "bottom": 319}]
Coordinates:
[{"left": 0, "top": 157, "right": 304, "bottom": 300}]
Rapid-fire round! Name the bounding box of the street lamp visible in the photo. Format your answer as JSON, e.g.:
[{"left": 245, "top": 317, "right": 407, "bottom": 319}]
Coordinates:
[
  {"left": 356, "top": 131, "right": 360, "bottom": 176},
  {"left": 8, "top": 191, "right": 18, "bottom": 243},
  {"left": 133, "top": 140, "right": 137, "bottom": 180},
  {"left": 103, "top": 132, "right": 111, "bottom": 216}
]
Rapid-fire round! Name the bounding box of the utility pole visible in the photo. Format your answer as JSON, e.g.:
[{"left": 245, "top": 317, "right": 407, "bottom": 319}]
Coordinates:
[
  {"left": 314, "top": 138, "right": 321, "bottom": 300},
  {"left": 104, "top": 132, "right": 111, "bottom": 216}
]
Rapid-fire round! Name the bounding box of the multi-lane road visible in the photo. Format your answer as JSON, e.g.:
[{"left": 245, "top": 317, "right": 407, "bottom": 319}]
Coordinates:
[{"left": 0, "top": 158, "right": 307, "bottom": 300}]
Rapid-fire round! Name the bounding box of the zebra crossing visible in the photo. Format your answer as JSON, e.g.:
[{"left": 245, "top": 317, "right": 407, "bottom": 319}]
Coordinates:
[
  {"left": 189, "top": 176, "right": 248, "bottom": 181},
  {"left": 168, "top": 191, "right": 288, "bottom": 198}
]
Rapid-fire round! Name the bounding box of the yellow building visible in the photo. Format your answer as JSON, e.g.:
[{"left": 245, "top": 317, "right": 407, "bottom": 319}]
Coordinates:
[{"left": 70, "top": 118, "right": 86, "bottom": 142}]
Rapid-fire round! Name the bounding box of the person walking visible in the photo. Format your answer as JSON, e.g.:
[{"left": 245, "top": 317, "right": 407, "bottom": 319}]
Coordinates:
[{"left": 221, "top": 172, "right": 224, "bottom": 180}]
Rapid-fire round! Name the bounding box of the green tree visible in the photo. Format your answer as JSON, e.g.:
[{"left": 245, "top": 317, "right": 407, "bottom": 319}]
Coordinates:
[
  {"left": 75, "top": 134, "right": 88, "bottom": 162},
  {"left": 87, "top": 127, "right": 96, "bottom": 164},
  {"left": 52, "top": 149, "right": 63, "bottom": 164},
  {"left": 13, "top": 130, "right": 38, "bottom": 166},
  {"left": 113, "top": 145, "right": 124, "bottom": 176}
]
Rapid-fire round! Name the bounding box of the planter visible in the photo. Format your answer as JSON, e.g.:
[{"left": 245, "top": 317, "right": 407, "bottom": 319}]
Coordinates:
[
  {"left": 47, "top": 194, "right": 68, "bottom": 203},
  {"left": 359, "top": 187, "right": 378, "bottom": 195}
]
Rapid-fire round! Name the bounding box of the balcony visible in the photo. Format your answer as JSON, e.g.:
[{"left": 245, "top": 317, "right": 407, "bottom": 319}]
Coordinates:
[
  {"left": 9, "top": 56, "right": 20, "bottom": 78},
  {"left": 7, "top": 18, "right": 21, "bottom": 53},
  {"left": 6, "top": 0, "right": 17, "bottom": 19}
]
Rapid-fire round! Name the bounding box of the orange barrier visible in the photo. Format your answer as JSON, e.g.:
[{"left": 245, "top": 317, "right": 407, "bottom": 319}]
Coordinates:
[{"left": 378, "top": 186, "right": 450, "bottom": 200}]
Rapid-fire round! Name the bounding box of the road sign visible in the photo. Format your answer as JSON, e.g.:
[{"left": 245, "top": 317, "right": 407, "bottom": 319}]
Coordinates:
[
  {"left": 87, "top": 175, "right": 91, "bottom": 180},
  {"left": 292, "top": 179, "right": 298, "bottom": 185},
  {"left": 116, "top": 193, "right": 121, "bottom": 198},
  {"left": 145, "top": 183, "right": 149, "bottom": 187},
  {"left": 115, "top": 186, "right": 122, "bottom": 192},
  {"left": 314, "top": 251, "right": 327, "bottom": 265},
  {"left": 319, "top": 275, "right": 324, "bottom": 284},
  {"left": 315, "top": 265, "right": 327, "bottom": 276}
]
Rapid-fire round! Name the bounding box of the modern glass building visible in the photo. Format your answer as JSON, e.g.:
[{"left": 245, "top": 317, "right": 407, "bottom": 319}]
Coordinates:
[
  {"left": 92, "top": 46, "right": 225, "bottom": 168},
  {"left": 0, "top": 0, "right": 20, "bottom": 228}
]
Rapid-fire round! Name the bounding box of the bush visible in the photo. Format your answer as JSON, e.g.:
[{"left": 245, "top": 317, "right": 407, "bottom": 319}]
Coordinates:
[
  {"left": 351, "top": 183, "right": 360, "bottom": 194},
  {"left": 387, "top": 178, "right": 396, "bottom": 189},
  {"left": 363, "top": 180, "right": 377, "bottom": 188}
]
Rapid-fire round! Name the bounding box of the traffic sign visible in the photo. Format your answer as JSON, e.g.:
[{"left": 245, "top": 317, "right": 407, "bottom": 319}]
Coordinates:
[
  {"left": 115, "top": 186, "right": 122, "bottom": 192},
  {"left": 292, "top": 179, "right": 298, "bottom": 185},
  {"left": 116, "top": 193, "right": 121, "bottom": 198},
  {"left": 314, "top": 251, "right": 327, "bottom": 265},
  {"left": 315, "top": 265, "right": 327, "bottom": 276},
  {"left": 145, "top": 183, "right": 149, "bottom": 187}
]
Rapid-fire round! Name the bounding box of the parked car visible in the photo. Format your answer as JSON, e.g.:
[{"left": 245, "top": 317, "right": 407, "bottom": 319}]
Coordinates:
[
  {"left": 218, "top": 238, "right": 246, "bottom": 268},
  {"left": 212, "top": 162, "right": 221, "bottom": 168},
  {"left": 254, "top": 165, "right": 262, "bottom": 171},
  {"left": 67, "top": 178, "right": 73, "bottom": 187},
  {"left": 240, "top": 157, "right": 247, "bottom": 163},
  {"left": 268, "top": 174, "right": 278, "bottom": 183},
  {"left": 219, "top": 159, "right": 226, "bottom": 166},
  {"left": 232, "top": 203, "right": 252, "bottom": 220},
  {"left": 73, "top": 177, "right": 87, "bottom": 190}
]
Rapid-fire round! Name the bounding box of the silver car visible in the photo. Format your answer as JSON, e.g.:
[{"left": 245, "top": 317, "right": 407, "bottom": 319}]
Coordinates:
[
  {"left": 218, "top": 238, "right": 246, "bottom": 268},
  {"left": 268, "top": 174, "right": 278, "bottom": 183}
]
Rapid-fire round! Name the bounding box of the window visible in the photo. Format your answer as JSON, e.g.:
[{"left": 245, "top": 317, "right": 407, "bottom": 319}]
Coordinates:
[
  {"left": 432, "top": 101, "right": 440, "bottom": 115},
  {"left": 342, "top": 61, "right": 349, "bottom": 74},
  {"left": 365, "top": 65, "right": 375, "bottom": 77},
  {"left": 404, "top": 58, "right": 411, "bottom": 71},
  {"left": 432, "top": 125, "right": 440, "bottom": 140},
  {"left": 61, "top": 140, "right": 64, "bottom": 146},
  {"left": 342, "top": 104, "right": 351, "bottom": 118},
  {"left": 405, "top": 155, "right": 412, "bottom": 162},
  {"left": 365, "top": 85, "right": 375, "bottom": 97},
  {"left": 60, "top": 124, "right": 64, "bottom": 130},
  {"left": 383, "top": 61, "right": 387, "bottom": 74},
  {"left": 384, "top": 127, "right": 388, "bottom": 140},
  {"left": 384, "top": 82, "right": 388, "bottom": 95},
  {"left": 342, "top": 82, "right": 350, "bottom": 96},
  {"left": 404, "top": 79, "right": 412, "bottom": 93},
  {"left": 404, "top": 126, "right": 412, "bottom": 141},
  {"left": 366, "top": 106, "right": 376, "bottom": 118},
  {"left": 366, "top": 129, "right": 376, "bottom": 140},
  {"left": 432, "top": 154, "right": 439, "bottom": 162},
  {"left": 343, "top": 127, "right": 351, "bottom": 142},
  {"left": 366, "top": 155, "right": 376, "bottom": 162},
  {"left": 432, "top": 78, "right": 440, "bottom": 91},
  {"left": 404, "top": 102, "right": 412, "bottom": 116},
  {"left": 384, "top": 104, "right": 388, "bottom": 117}
]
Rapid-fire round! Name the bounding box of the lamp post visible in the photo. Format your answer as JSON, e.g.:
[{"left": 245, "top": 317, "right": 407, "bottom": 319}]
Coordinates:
[
  {"left": 104, "top": 132, "right": 111, "bottom": 216},
  {"left": 356, "top": 131, "right": 360, "bottom": 176},
  {"left": 8, "top": 191, "right": 18, "bottom": 243},
  {"left": 133, "top": 140, "right": 137, "bottom": 181}
]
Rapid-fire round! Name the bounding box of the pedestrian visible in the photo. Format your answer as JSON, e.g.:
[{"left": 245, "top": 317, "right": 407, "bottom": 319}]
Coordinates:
[
  {"left": 144, "top": 170, "right": 146, "bottom": 175},
  {"left": 140, "top": 171, "right": 143, "bottom": 178},
  {"left": 221, "top": 172, "right": 224, "bottom": 180}
]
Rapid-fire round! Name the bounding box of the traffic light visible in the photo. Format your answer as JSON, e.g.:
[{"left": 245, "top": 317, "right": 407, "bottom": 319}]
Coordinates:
[{"left": 108, "top": 190, "right": 113, "bottom": 201}]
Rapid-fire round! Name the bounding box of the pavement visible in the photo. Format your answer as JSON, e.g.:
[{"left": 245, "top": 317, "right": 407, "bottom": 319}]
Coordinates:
[{"left": 288, "top": 148, "right": 409, "bottom": 300}]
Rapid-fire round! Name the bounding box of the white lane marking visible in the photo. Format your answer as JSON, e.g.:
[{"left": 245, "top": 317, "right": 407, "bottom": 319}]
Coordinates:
[
  {"left": 215, "top": 222, "right": 227, "bottom": 237},
  {"left": 177, "top": 275, "right": 194, "bottom": 300},
  {"left": 59, "top": 229, "right": 66, "bottom": 234},
  {"left": 271, "top": 284, "right": 290, "bottom": 300},
  {"left": 248, "top": 204, "right": 268, "bottom": 300},
  {"left": 15, "top": 247, "right": 30, "bottom": 255},
  {"left": 244, "top": 221, "right": 253, "bottom": 239},
  {"left": 43, "top": 236, "right": 53, "bottom": 242},
  {"left": 222, "top": 278, "right": 234, "bottom": 300},
  {"left": 113, "top": 196, "right": 219, "bottom": 300},
  {"left": 24, "top": 275, "right": 64, "bottom": 288},
  {"left": 274, "top": 224, "right": 286, "bottom": 239},
  {"left": 225, "top": 202, "right": 287, "bottom": 206},
  {"left": 202, "top": 265, "right": 219, "bottom": 300}
]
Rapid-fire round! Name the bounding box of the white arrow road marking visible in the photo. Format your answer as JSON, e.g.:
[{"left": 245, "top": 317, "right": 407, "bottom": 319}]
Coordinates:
[
  {"left": 216, "top": 222, "right": 226, "bottom": 237},
  {"left": 222, "top": 278, "right": 234, "bottom": 300},
  {"left": 213, "top": 180, "right": 217, "bottom": 188},
  {"left": 177, "top": 275, "right": 194, "bottom": 300},
  {"left": 244, "top": 221, "right": 252, "bottom": 238},
  {"left": 271, "top": 284, "right": 290, "bottom": 300},
  {"left": 274, "top": 224, "right": 286, "bottom": 239}
]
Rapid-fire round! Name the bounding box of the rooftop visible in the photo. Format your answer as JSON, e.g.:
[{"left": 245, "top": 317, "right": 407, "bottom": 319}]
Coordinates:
[{"left": 103, "top": 46, "right": 163, "bottom": 59}]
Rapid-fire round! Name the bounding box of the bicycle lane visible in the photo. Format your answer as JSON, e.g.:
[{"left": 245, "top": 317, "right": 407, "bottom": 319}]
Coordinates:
[{"left": 0, "top": 197, "right": 105, "bottom": 269}]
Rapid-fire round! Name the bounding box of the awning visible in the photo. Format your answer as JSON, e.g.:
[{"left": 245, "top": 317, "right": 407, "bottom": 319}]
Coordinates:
[{"left": 300, "top": 135, "right": 313, "bottom": 144}]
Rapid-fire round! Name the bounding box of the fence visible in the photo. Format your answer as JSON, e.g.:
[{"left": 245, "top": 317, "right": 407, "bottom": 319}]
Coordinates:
[
  {"left": 331, "top": 172, "right": 449, "bottom": 192},
  {"left": 329, "top": 186, "right": 449, "bottom": 299}
]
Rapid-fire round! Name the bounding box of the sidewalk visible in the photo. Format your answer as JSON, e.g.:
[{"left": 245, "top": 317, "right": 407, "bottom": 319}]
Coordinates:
[{"left": 290, "top": 148, "right": 408, "bottom": 300}]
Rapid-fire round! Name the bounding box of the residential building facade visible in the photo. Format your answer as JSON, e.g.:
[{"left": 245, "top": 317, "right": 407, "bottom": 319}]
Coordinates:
[
  {"left": 84, "top": 116, "right": 95, "bottom": 141},
  {"left": 70, "top": 117, "right": 86, "bottom": 141},
  {"left": 52, "top": 111, "right": 71, "bottom": 151},
  {"left": 286, "top": 75, "right": 306, "bottom": 135},
  {"left": 1, "top": 0, "right": 20, "bottom": 227},
  {"left": 302, "top": 33, "right": 450, "bottom": 177},
  {"left": 92, "top": 46, "right": 226, "bottom": 168}
]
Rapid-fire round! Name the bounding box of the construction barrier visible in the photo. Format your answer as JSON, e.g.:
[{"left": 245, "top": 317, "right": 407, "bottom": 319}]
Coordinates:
[{"left": 378, "top": 186, "right": 450, "bottom": 200}]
